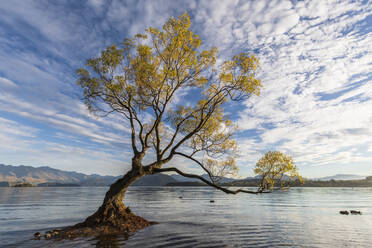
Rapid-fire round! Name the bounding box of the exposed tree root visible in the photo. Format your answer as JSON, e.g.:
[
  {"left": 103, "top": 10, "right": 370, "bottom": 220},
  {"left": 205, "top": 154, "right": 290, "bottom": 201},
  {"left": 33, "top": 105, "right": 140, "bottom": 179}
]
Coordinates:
[{"left": 37, "top": 206, "right": 157, "bottom": 240}]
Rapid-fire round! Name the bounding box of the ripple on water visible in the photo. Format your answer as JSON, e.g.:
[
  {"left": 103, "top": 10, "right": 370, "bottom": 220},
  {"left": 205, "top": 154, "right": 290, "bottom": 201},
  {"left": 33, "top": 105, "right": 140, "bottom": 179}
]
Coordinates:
[{"left": 1, "top": 187, "right": 372, "bottom": 247}]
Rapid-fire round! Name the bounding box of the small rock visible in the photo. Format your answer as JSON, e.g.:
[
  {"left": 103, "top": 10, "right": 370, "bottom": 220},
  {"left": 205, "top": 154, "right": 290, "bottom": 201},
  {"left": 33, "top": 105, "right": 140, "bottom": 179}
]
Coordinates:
[
  {"left": 34, "top": 232, "right": 41, "bottom": 238},
  {"left": 45, "top": 233, "right": 52, "bottom": 239},
  {"left": 179, "top": 196, "right": 183, "bottom": 199},
  {"left": 125, "top": 207, "right": 131, "bottom": 214},
  {"left": 350, "top": 210, "right": 362, "bottom": 215},
  {"left": 339, "top": 210, "right": 349, "bottom": 215},
  {"left": 210, "top": 200, "right": 215, "bottom": 203}
]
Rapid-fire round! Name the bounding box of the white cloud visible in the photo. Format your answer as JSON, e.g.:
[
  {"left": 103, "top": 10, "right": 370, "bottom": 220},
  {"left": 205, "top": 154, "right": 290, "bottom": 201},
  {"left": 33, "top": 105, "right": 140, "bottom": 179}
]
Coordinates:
[
  {"left": 187, "top": 0, "right": 372, "bottom": 176},
  {"left": 0, "top": 0, "right": 371, "bottom": 177},
  {"left": 87, "top": 0, "right": 105, "bottom": 10},
  {"left": 0, "top": 77, "right": 17, "bottom": 87},
  {"left": 0, "top": 117, "right": 38, "bottom": 138}
]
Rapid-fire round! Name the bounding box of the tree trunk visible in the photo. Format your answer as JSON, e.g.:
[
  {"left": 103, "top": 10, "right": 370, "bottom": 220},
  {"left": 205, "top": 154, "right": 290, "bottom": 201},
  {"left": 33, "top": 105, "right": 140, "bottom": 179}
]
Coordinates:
[
  {"left": 83, "top": 168, "right": 144, "bottom": 226},
  {"left": 56, "top": 166, "right": 155, "bottom": 238}
]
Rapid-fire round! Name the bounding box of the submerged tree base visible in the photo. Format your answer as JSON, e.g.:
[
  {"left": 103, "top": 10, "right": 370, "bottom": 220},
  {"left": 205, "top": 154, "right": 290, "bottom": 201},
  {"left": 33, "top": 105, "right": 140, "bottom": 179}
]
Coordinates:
[{"left": 38, "top": 206, "right": 157, "bottom": 240}]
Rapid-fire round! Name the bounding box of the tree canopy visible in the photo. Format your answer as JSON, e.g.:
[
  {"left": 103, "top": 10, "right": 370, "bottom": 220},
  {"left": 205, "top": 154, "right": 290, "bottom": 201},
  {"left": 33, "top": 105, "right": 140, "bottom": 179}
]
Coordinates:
[
  {"left": 255, "top": 151, "right": 303, "bottom": 191},
  {"left": 76, "top": 12, "right": 297, "bottom": 194}
]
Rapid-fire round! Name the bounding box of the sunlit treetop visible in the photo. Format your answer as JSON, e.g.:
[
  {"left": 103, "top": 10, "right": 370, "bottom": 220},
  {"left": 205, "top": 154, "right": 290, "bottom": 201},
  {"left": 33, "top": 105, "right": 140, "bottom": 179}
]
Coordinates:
[
  {"left": 76, "top": 12, "right": 263, "bottom": 189},
  {"left": 255, "top": 151, "right": 304, "bottom": 191}
]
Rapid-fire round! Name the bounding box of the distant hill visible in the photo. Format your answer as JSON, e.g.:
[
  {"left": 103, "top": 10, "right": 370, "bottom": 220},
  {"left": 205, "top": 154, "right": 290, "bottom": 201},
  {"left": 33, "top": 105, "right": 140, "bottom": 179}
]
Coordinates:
[
  {"left": 1, "top": 164, "right": 369, "bottom": 187},
  {"left": 171, "top": 174, "right": 237, "bottom": 184},
  {"left": 315, "top": 174, "right": 366, "bottom": 181},
  {"left": 170, "top": 174, "right": 198, "bottom": 182},
  {"left": 0, "top": 164, "right": 176, "bottom": 186},
  {"left": 0, "top": 164, "right": 93, "bottom": 185},
  {"left": 133, "top": 173, "right": 176, "bottom": 186}
]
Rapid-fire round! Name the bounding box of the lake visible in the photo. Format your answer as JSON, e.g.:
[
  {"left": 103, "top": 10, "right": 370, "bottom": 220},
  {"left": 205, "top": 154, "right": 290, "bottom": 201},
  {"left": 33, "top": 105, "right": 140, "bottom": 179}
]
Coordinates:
[{"left": 0, "top": 187, "right": 371, "bottom": 247}]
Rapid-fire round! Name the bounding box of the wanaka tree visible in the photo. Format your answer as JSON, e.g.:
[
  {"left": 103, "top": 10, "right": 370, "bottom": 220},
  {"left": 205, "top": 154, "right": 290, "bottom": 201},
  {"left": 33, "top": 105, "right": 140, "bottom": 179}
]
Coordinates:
[{"left": 54, "top": 13, "right": 301, "bottom": 238}]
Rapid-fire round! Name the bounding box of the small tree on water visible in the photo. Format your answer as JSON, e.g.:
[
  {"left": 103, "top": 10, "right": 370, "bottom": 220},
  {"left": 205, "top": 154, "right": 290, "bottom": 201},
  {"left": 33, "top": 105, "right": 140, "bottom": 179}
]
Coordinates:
[{"left": 57, "top": 13, "right": 301, "bottom": 238}]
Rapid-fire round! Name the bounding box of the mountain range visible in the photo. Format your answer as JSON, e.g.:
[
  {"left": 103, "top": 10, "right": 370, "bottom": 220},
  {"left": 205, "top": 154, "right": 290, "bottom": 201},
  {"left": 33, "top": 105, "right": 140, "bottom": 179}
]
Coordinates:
[
  {"left": 0, "top": 164, "right": 176, "bottom": 186},
  {"left": 170, "top": 174, "right": 239, "bottom": 183},
  {"left": 314, "top": 174, "right": 366, "bottom": 181},
  {"left": 0, "top": 164, "right": 367, "bottom": 187}
]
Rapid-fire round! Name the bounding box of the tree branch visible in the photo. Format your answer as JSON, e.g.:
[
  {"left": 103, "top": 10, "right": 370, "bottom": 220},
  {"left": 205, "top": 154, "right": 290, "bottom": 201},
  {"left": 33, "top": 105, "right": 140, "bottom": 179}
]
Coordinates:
[
  {"left": 152, "top": 167, "right": 269, "bottom": 195},
  {"left": 173, "top": 151, "right": 215, "bottom": 183},
  {"left": 127, "top": 97, "right": 139, "bottom": 155}
]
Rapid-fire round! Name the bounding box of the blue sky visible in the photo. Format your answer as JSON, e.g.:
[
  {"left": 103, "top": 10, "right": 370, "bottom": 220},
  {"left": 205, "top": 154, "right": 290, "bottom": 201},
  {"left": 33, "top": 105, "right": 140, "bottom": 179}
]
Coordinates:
[{"left": 0, "top": 0, "right": 371, "bottom": 178}]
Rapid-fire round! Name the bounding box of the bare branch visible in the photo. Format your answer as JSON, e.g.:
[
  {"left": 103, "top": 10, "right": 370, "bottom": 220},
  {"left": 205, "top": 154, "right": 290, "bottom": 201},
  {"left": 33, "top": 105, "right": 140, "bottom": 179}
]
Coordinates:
[
  {"left": 173, "top": 151, "right": 215, "bottom": 183},
  {"left": 152, "top": 167, "right": 269, "bottom": 195}
]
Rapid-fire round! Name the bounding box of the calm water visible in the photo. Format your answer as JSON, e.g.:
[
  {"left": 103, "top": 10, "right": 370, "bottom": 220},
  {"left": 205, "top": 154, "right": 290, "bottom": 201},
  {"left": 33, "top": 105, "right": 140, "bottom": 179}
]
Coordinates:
[{"left": 0, "top": 187, "right": 371, "bottom": 248}]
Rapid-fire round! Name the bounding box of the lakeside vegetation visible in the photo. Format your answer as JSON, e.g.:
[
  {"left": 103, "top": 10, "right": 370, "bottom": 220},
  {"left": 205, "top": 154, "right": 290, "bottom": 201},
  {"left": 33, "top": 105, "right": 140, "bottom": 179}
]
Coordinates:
[
  {"left": 167, "top": 176, "right": 372, "bottom": 187},
  {"left": 2, "top": 176, "right": 372, "bottom": 188},
  {"left": 13, "top": 183, "right": 34, "bottom": 187}
]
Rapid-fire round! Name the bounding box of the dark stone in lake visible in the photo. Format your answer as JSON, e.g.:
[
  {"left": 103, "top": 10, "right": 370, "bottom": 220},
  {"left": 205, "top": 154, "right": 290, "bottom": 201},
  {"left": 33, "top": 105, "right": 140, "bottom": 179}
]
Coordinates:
[
  {"left": 34, "top": 232, "right": 41, "bottom": 238},
  {"left": 210, "top": 200, "right": 215, "bottom": 203},
  {"left": 350, "top": 210, "right": 362, "bottom": 215},
  {"left": 339, "top": 211, "right": 349, "bottom": 215}
]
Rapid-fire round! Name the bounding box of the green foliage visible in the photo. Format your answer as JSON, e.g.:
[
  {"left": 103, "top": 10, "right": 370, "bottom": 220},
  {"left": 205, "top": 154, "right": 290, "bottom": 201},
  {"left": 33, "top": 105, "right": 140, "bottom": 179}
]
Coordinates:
[
  {"left": 76, "top": 12, "right": 263, "bottom": 182},
  {"left": 254, "top": 151, "right": 303, "bottom": 191}
]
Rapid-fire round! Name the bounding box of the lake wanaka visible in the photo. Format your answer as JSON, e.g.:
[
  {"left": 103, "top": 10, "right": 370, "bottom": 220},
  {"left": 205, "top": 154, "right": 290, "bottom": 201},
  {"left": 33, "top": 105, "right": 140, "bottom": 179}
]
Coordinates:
[{"left": 1, "top": 187, "right": 371, "bottom": 247}]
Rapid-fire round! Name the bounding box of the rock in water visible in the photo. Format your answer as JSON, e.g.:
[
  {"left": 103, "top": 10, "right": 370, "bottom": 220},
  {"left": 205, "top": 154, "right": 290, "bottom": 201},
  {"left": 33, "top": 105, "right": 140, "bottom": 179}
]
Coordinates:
[
  {"left": 350, "top": 210, "right": 362, "bottom": 215},
  {"left": 34, "top": 232, "right": 41, "bottom": 238},
  {"left": 210, "top": 200, "right": 215, "bottom": 203},
  {"left": 339, "top": 210, "right": 349, "bottom": 215}
]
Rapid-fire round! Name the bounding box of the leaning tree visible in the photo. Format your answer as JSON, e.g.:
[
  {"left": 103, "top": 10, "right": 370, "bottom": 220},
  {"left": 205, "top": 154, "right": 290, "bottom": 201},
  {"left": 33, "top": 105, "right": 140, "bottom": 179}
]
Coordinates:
[{"left": 56, "top": 13, "right": 301, "bottom": 238}]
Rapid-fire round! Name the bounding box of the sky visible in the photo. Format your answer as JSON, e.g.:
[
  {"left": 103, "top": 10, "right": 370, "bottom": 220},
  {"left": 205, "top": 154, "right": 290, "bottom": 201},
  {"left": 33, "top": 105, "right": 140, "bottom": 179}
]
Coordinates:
[{"left": 0, "top": 0, "right": 371, "bottom": 178}]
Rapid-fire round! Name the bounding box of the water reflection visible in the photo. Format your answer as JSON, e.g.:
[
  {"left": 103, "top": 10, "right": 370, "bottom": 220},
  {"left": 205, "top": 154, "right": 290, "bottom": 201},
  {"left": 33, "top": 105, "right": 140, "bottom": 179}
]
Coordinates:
[
  {"left": 91, "top": 234, "right": 128, "bottom": 248},
  {"left": 1, "top": 187, "right": 372, "bottom": 247}
]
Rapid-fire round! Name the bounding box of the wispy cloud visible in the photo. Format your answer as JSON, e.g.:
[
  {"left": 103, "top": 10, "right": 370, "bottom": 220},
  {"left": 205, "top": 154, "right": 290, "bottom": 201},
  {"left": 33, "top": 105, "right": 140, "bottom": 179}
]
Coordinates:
[
  {"left": 0, "top": 0, "right": 371, "bottom": 177},
  {"left": 0, "top": 77, "right": 17, "bottom": 88}
]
